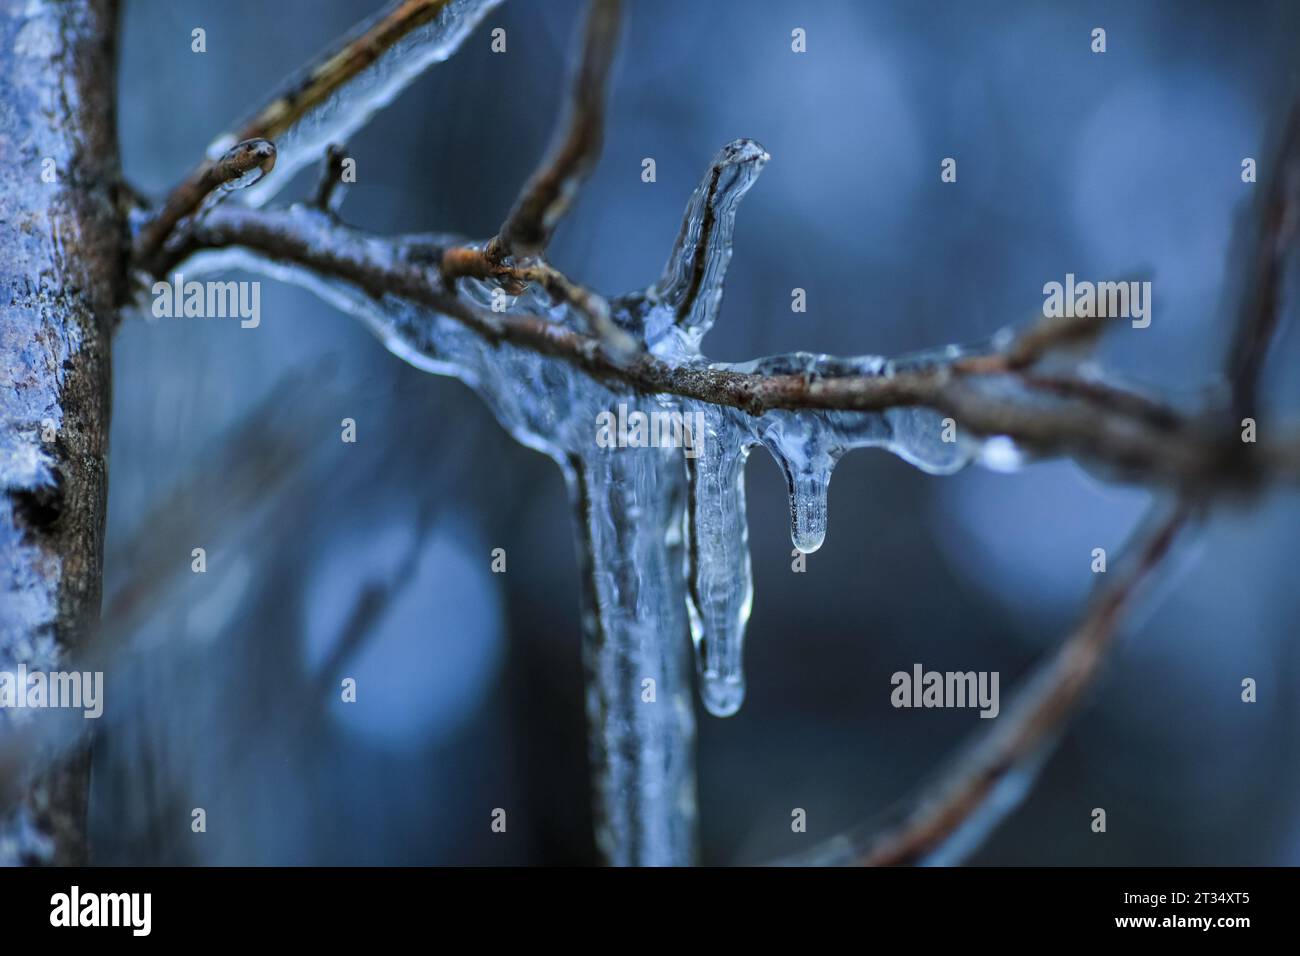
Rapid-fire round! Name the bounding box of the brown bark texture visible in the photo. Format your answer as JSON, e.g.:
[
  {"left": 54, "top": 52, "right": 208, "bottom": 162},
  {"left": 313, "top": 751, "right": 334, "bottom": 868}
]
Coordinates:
[{"left": 0, "top": 0, "right": 122, "bottom": 865}]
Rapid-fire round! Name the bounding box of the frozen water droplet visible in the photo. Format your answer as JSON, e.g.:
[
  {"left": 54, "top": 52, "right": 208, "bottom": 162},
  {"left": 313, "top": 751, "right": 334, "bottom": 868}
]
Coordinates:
[
  {"left": 700, "top": 669, "right": 745, "bottom": 717},
  {"left": 217, "top": 139, "right": 277, "bottom": 192},
  {"left": 788, "top": 467, "right": 830, "bottom": 553},
  {"left": 755, "top": 403, "right": 839, "bottom": 553},
  {"left": 977, "top": 435, "right": 1025, "bottom": 473}
]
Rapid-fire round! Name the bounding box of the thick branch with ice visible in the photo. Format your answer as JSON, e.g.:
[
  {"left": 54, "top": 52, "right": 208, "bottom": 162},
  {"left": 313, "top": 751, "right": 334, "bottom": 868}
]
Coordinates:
[{"left": 1, "top": 0, "right": 122, "bottom": 865}]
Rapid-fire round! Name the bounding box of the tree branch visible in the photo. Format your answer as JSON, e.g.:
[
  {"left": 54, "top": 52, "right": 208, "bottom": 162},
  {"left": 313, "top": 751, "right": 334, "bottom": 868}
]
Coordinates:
[
  {"left": 0, "top": 0, "right": 122, "bottom": 865},
  {"left": 134, "top": 138, "right": 276, "bottom": 272},
  {"left": 158, "top": 201, "right": 1300, "bottom": 493},
  {"left": 433, "top": 0, "right": 631, "bottom": 351},
  {"left": 493, "top": 0, "right": 622, "bottom": 259},
  {"left": 135, "top": 0, "right": 1298, "bottom": 497},
  {"left": 1227, "top": 97, "right": 1300, "bottom": 416},
  {"left": 783, "top": 502, "right": 1193, "bottom": 866}
]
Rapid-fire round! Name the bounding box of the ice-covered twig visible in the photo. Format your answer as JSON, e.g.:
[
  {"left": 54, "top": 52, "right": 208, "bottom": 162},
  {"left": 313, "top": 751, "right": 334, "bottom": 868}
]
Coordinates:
[
  {"left": 954, "top": 311, "right": 1109, "bottom": 374},
  {"left": 438, "top": 248, "right": 632, "bottom": 353},
  {"left": 160, "top": 202, "right": 1300, "bottom": 492},
  {"left": 783, "top": 502, "right": 1193, "bottom": 867},
  {"left": 134, "top": 138, "right": 276, "bottom": 273},
  {"left": 133, "top": 0, "right": 501, "bottom": 268},
  {"left": 434, "top": 0, "right": 633, "bottom": 354},
  {"left": 512, "top": 260, "right": 638, "bottom": 357}
]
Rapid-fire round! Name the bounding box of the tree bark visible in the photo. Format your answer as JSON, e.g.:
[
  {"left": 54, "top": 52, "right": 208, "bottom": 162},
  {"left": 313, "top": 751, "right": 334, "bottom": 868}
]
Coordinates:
[{"left": 0, "top": 0, "right": 122, "bottom": 865}]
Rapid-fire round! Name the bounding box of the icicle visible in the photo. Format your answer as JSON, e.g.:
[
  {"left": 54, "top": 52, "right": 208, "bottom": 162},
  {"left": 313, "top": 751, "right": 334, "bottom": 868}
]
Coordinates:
[
  {"left": 748, "top": 372, "right": 844, "bottom": 554},
  {"left": 785, "top": 464, "right": 832, "bottom": 554},
  {"left": 566, "top": 445, "right": 697, "bottom": 865},
  {"left": 683, "top": 403, "right": 755, "bottom": 717}
]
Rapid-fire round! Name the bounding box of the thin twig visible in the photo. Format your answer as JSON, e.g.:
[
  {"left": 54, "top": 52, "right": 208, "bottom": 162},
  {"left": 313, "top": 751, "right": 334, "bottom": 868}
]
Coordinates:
[
  {"left": 954, "top": 312, "right": 1109, "bottom": 374},
  {"left": 436, "top": 0, "right": 631, "bottom": 352},
  {"left": 439, "top": 252, "right": 634, "bottom": 353},
  {"left": 1228, "top": 98, "right": 1300, "bottom": 416},
  {"left": 509, "top": 260, "right": 638, "bottom": 355},
  {"left": 493, "top": 0, "right": 622, "bottom": 259},
  {"left": 783, "top": 503, "right": 1192, "bottom": 866},
  {"left": 313, "top": 144, "right": 351, "bottom": 213}
]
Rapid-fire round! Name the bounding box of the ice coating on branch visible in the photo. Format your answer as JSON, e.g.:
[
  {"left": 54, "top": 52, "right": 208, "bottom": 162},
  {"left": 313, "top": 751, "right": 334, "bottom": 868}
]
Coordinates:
[
  {"left": 216, "top": 139, "right": 277, "bottom": 193},
  {"left": 224, "top": 0, "right": 504, "bottom": 208},
  {"left": 218, "top": 163, "right": 270, "bottom": 194},
  {"left": 181, "top": 138, "right": 989, "bottom": 859},
  {"left": 643, "top": 139, "right": 769, "bottom": 361}
]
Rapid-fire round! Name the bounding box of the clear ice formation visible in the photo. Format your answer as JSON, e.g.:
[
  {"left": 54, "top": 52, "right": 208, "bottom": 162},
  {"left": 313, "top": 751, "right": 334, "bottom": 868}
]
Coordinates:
[
  {"left": 183, "top": 138, "right": 983, "bottom": 864},
  {"left": 218, "top": 0, "right": 505, "bottom": 209}
]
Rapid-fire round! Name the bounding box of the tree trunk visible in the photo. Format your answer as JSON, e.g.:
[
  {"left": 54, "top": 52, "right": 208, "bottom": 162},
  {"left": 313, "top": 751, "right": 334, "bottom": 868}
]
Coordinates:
[{"left": 0, "top": 0, "right": 121, "bottom": 865}]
